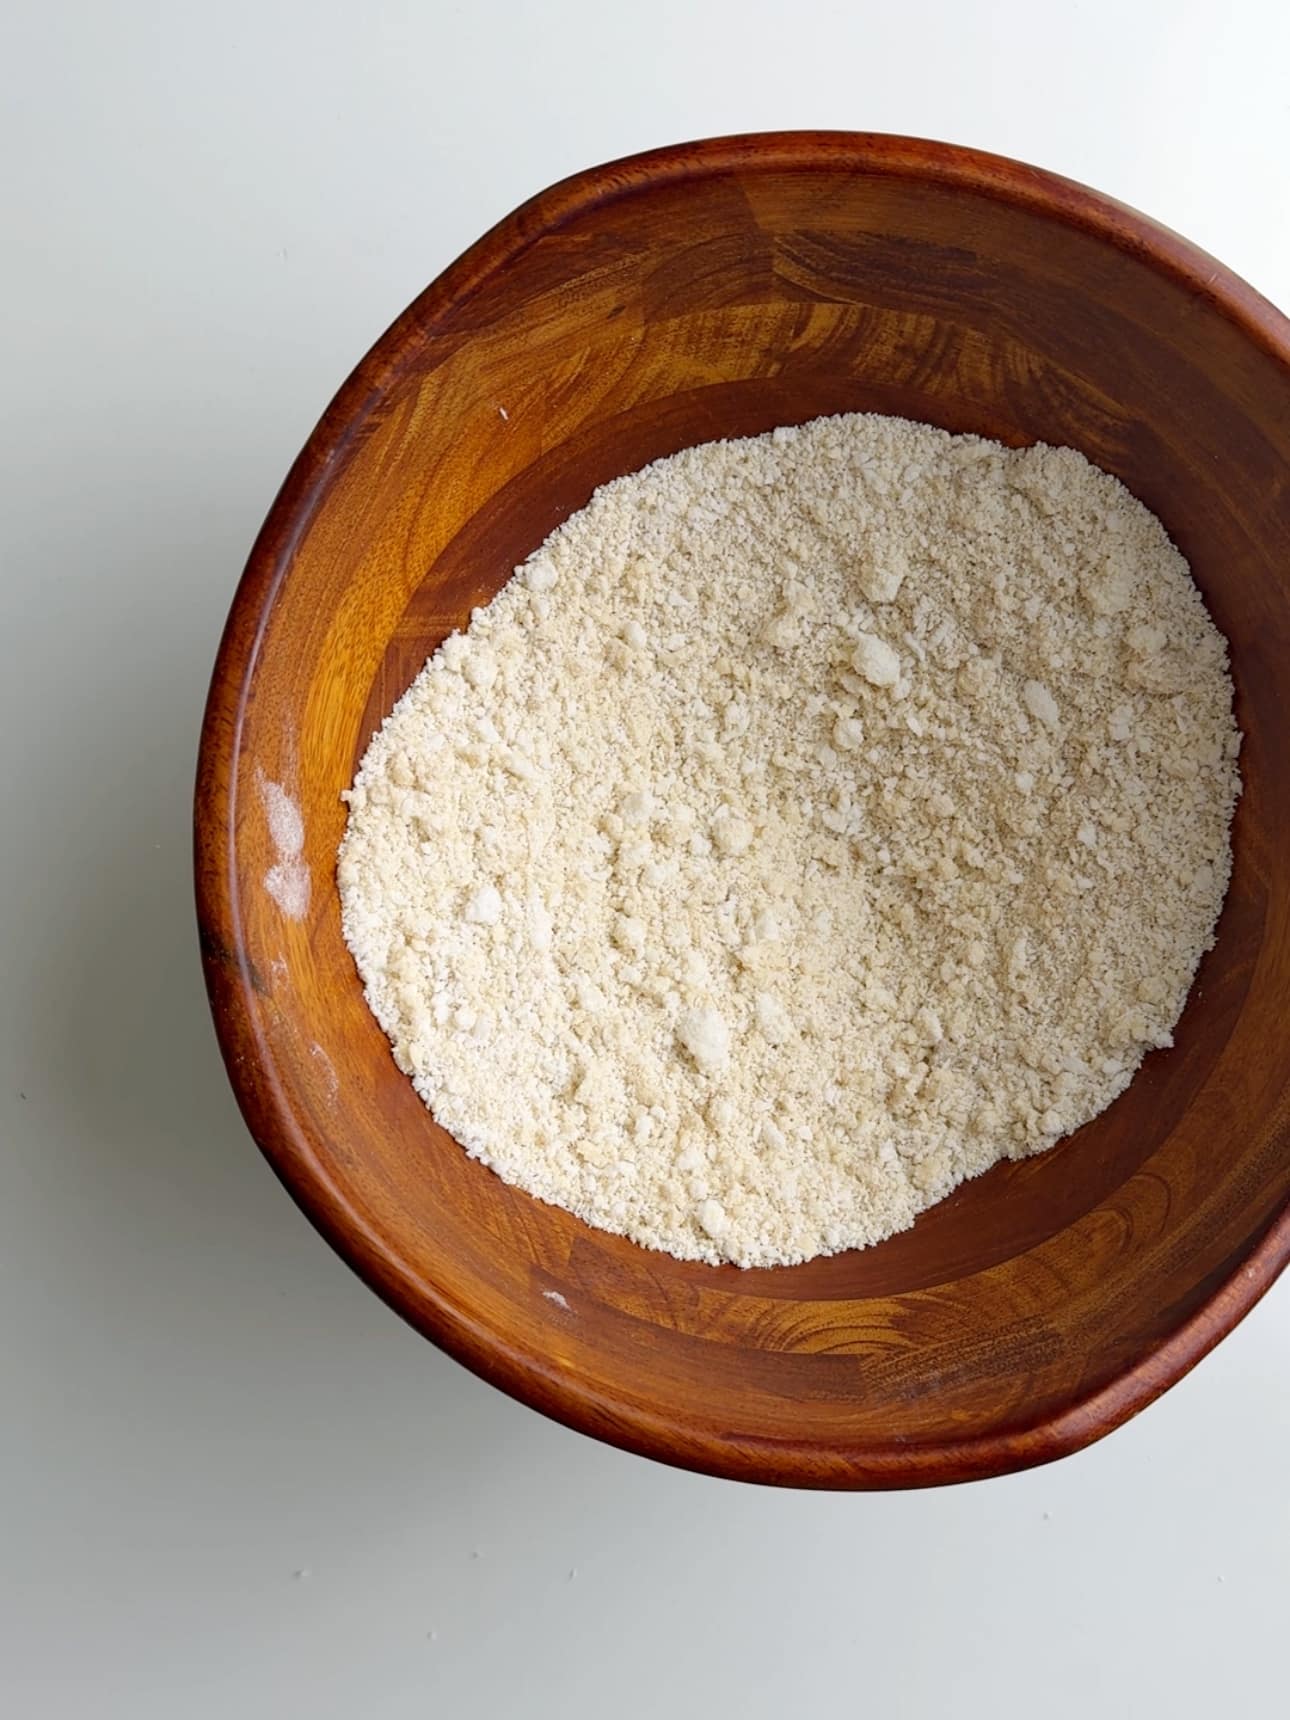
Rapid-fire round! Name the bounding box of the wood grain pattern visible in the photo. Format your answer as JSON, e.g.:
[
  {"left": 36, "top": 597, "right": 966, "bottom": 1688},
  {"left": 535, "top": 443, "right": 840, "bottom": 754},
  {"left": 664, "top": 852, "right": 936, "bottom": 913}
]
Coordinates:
[{"left": 195, "top": 133, "right": 1290, "bottom": 1488}]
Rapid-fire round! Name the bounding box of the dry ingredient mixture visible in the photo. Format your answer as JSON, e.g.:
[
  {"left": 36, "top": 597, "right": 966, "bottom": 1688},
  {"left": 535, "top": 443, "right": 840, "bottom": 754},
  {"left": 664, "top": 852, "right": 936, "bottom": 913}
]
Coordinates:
[{"left": 338, "top": 413, "right": 1240, "bottom": 1267}]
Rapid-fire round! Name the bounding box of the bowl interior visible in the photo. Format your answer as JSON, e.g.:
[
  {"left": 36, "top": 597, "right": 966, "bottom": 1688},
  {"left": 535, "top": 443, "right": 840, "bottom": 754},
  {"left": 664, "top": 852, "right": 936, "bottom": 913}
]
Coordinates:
[{"left": 199, "top": 137, "right": 1290, "bottom": 1486}]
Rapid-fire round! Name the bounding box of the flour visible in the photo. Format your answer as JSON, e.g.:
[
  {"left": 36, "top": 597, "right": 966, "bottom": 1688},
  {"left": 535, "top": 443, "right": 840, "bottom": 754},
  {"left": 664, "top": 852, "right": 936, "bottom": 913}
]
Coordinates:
[
  {"left": 338, "top": 413, "right": 1240, "bottom": 1267},
  {"left": 259, "top": 774, "right": 310, "bottom": 921}
]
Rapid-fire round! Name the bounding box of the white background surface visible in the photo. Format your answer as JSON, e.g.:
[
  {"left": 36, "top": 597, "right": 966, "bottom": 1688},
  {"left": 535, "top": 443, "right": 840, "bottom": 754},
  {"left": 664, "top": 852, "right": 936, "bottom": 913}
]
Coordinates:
[{"left": 2, "top": 2, "right": 1287, "bottom": 1714}]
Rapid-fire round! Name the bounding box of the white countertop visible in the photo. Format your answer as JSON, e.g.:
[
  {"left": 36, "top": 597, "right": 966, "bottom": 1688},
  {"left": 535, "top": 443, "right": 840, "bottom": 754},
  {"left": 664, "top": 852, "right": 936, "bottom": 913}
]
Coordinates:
[{"left": 2, "top": 2, "right": 1286, "bottom": 1713}]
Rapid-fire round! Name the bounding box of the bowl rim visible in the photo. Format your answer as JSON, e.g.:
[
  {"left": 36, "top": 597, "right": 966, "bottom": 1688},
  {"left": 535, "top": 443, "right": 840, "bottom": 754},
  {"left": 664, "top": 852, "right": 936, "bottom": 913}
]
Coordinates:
[{"left": 195, "top": 130, "right": 1290, "bottom": 1489}]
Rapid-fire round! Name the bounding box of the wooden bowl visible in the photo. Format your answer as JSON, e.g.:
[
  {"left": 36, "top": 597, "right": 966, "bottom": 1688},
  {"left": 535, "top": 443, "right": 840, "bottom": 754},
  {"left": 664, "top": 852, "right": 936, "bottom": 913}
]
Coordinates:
[{"left": 196, "top": 134, "right": 1290, "bottom": 1488}]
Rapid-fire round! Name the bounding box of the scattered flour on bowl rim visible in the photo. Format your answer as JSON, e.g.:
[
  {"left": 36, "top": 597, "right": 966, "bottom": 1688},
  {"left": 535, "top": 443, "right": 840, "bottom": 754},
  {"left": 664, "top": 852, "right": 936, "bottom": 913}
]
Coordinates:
[{"left": 338, "top": 412, "right": 1240, "bottom": 1268}]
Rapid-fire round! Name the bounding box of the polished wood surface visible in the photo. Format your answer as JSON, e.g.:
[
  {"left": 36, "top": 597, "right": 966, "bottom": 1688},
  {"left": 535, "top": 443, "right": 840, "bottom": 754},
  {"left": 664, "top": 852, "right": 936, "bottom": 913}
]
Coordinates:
[{"left": 195, "top": 133, "right": 1290, "bottom": 1488}]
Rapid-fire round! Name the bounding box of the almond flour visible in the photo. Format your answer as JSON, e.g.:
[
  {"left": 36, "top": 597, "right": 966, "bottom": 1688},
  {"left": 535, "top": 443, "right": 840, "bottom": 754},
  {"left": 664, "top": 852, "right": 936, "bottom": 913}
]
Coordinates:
[{"left": 338, "top": 413, "right": 1240, "bottom": 1267}]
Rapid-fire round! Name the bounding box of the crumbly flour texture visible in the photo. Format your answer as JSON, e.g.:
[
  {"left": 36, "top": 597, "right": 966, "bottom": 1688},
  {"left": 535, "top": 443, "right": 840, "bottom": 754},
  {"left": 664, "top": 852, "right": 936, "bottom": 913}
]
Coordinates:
[{"left": 339, "top": 413, "right": 1240, "bottom": 1267}]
